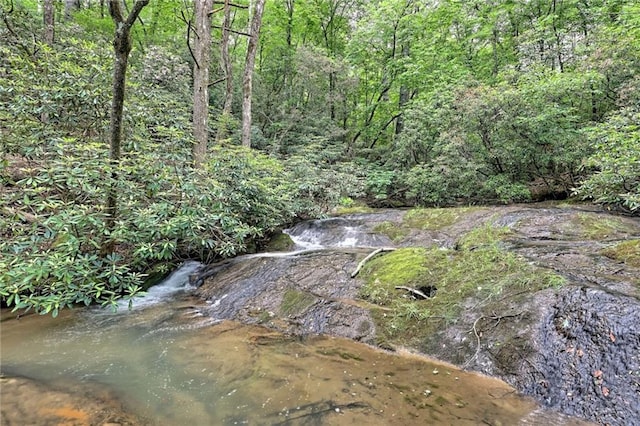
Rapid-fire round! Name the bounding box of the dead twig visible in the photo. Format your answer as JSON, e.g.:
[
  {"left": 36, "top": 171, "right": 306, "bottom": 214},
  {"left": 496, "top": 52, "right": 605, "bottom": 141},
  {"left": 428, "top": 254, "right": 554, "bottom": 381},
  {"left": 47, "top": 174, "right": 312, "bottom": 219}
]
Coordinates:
[
  {"left": 394, "top": 286, "right": 429, "bottom": 300},
  {"left": 463, "top": 316, "right": 484, "bottom": 369},
  {"left": 350, "top": 247, "right": 396, "bottom": 278},
  {"left": 462, "top": 311, "right": 524, "bottom": 369},
  {"left": 2, "top": 206, "right": 37, "bottom": 223}
]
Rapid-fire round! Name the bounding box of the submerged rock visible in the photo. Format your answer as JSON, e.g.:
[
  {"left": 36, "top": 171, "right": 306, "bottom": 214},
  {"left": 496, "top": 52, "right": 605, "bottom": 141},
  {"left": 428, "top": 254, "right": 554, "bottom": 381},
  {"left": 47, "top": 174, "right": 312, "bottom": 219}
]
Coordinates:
[{"left": 0, "top": 374, "right": 148, "bottom": 425}]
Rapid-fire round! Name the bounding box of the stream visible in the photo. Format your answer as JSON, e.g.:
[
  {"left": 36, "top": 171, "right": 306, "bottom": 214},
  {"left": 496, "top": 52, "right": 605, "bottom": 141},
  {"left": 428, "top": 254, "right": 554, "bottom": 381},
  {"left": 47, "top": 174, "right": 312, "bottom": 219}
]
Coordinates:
[
  {"left": 0, "top": 300, "right": 570, "bottom": 426},
  {"left": 2, "top": 205, "right": 635, "bottom": 425}
]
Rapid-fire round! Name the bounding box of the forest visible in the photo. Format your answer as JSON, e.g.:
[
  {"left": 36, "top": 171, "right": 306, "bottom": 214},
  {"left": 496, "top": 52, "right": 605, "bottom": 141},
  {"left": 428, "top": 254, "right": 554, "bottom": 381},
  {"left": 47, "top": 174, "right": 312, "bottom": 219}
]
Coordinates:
[{"left": 1, "top": 0, "right": 639, "bottom": 315}]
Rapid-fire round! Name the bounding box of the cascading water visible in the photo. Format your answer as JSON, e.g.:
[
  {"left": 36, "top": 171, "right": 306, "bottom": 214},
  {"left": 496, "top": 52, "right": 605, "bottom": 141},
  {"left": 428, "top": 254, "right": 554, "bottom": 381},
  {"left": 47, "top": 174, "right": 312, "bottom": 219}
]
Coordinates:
[
  {"left": 116, "top": 260, "right": 204, "bottom": 310},
  {"left": 285, "top": 216, "right": 390, "bottom": 249}
]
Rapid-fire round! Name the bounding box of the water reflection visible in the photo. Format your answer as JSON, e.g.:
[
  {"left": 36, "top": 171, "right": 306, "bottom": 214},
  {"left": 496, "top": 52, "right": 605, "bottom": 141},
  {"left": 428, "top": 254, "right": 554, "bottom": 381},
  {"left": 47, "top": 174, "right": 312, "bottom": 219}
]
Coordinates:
[{"left": 1, "top": 298, "right": 588, "bottom": 425}]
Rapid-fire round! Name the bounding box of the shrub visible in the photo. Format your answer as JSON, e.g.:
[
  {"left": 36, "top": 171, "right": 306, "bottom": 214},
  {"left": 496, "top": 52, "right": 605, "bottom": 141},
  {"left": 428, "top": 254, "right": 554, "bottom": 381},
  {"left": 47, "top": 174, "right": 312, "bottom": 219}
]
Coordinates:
[
  {"left": 577, "top": 106, "right": 640, "bottom": 213},
  {"left": 0, "top": 139, "right": 299, "bottom": 314}
]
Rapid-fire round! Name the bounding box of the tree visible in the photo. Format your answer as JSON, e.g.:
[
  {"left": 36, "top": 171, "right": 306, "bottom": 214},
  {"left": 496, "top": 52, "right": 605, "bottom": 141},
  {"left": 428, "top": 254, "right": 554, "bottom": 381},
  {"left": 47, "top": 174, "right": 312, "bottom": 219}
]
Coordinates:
[
  {"left": 106, "top": 0, "right": 149, "bottom": 250},
  {"left": 43, "top": 0, "right": 54, "bottom": 45},
  {"left": 64, "top": 0, "right": 81, "bottom": 21},
  {"left": 215, "top": 0, "right": 241, "bottom": 143},
  {"left": 192, "top": 0, "right": 214, "bottom": 166},
  {"left": 241, "top": 0, "right": 266, "bottom": 147},
  {"left": 347, "top": 0, "right": 417, "bottom": 150}
]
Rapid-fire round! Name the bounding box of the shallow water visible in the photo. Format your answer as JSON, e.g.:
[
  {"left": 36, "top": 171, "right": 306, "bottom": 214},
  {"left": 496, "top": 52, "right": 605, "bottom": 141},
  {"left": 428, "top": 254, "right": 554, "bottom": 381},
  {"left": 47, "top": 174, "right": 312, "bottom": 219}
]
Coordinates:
[{"left": 1, "top": 295, "right": 582, "bottom": 425}]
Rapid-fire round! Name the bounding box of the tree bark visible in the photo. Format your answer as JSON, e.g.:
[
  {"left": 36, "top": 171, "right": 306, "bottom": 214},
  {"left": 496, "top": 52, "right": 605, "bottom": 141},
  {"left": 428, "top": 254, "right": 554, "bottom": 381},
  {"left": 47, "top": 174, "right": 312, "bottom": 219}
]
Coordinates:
[
  {"left": 43, "top": 0, "right": 55, "bottom": 45},
  {"left": 64, "top": 0, "right": 81, "bottom": 21},
  {"left": 395, "top": 43, "right": 410, "bottom": 135},
  {"left": 105, "top": 0, "right": 149, "bottom": 251},
  {"left": 192, "top": 0, "right": 214, "bottom": 166},
  {"left": 215, "top": 0, "right": 234, "bottom": 143},
  {"left": 241, "top": 0, "right": 266, "bottom": 148}
]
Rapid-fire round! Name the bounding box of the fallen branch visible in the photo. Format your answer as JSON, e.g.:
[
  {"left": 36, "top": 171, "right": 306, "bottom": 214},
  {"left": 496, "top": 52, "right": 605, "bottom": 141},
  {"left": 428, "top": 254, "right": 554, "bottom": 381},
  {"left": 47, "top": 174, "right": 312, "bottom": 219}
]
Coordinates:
[
  {"left": 463, "top": 316, "right": 484, "bottom": 369},
  {"left": 2, "top": 206, "right": 37, "bottom": 223},
  {"left": 350, "top": 247, "right": 396, "bottom": 278},
  {"left": 462, "top": 311, "right": 524, "bottom": 369},
  {"left": 394, "top": 286, "right": 430, "bottom": 300}
]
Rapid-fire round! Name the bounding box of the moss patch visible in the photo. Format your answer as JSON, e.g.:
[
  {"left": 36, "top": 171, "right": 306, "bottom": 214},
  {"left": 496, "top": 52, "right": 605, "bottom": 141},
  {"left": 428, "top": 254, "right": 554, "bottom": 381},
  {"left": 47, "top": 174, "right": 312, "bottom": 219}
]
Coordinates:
[
  {"left": 372, "top": 207, "right": 485, "bottom": 243},
  {"left": 280, "top": 289, "right": 316, "bottom": 316},
  {"left": 602, "top": 240, "right": 640, "bottom": 267},
  {"left": 403, "top": 207, "right": 483, "bottom": 230},
  {"left": 458, "top": 222, "right": 512, "bottom": 250},
  {"left": 373, "top": 207, "right": 482, "bottom": 243},
  {"left": 572, "top": 213, "right": 634, "bottom": 240},
  {"left": 359, "top": 232, "right": 565, "bottom": 348},
  {"left": 264, "top": 232, "right": 295, "bottom": 252},
  {"left": 359, "top": 248, "right": 429, "bottom": 305},
  {"left": 333, "top": 205, "right": 376, "bottom": 215},
  {"left": 373, "top": 221, "right": 409, "bottom": 242}
]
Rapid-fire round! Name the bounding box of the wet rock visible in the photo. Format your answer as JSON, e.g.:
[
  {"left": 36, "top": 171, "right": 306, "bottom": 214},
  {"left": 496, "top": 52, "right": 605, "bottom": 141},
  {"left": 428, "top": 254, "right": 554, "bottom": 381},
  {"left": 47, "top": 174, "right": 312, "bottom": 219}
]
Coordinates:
[
  {"left": 520, "top": 287, "right": 640, "bottom": 425},
  {"left": 196, "top": 249, "right": 378, "bottom": 343}
]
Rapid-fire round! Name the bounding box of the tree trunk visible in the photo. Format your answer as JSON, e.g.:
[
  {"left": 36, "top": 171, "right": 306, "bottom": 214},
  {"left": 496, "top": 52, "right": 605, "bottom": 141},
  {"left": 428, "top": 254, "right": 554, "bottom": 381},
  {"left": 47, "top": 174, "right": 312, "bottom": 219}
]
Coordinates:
[
  {"left": 395, "top": 43, "right": 410, "bottom": 135},
  {"left": 192, "top": 0, "right": 214, "bottom": 166},
  {"left": 241, "top": 0, "right": 266, "bottom": 148},
  {"left": 41, "top": 0, "right": 55, "bottom": 124},
  {"left": 286, "top": 0, "right": 294, "bottom": 48},
  {"left": 216, "top": 0, "right": 234, "bottom": 143},
  {"left": 329, "top": 72, "right": 336, "bottom": 120},
  {"left": 64, "top": 0, "right": 81, "bottom": 21},
  {"left": 43, "top": 0, "right": 55, "bottom": 45},
  {"left": 106, "top": 0, "right": 149, "bottom": 252}
]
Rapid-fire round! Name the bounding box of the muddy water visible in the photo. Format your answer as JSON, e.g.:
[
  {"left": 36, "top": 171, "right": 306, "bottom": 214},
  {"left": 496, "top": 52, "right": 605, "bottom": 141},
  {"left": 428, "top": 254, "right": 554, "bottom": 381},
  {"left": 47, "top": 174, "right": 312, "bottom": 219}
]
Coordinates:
[{"left": 1, "top": 294, "right": 579, "bottom": 425}]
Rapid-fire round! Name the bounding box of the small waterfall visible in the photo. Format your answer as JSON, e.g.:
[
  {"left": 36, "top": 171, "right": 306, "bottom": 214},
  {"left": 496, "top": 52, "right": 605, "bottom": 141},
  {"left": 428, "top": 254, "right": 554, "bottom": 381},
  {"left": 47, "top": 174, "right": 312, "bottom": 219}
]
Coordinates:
[
  {"left": 111, "top": 216, "right": 387, "bottom": 311},
  {"left": 117, "top": 261, "right": 203, "bottom": 310},
  {"left": 284, "top": 222, "right": 327, "bottom": 250},
  {"left": 336, "top": 226, "right": 358, "bottom": 247},
  {"left": 285, "top": 217, "right": 389, "bottom": 249}
]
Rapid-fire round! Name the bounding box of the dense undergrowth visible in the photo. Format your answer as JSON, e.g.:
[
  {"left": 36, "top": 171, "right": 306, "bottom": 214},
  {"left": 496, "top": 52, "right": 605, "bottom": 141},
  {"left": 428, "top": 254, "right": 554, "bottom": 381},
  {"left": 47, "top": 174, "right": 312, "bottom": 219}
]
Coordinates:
[{"left": 0, "top": 140, "right": 300, "bottom": 314}]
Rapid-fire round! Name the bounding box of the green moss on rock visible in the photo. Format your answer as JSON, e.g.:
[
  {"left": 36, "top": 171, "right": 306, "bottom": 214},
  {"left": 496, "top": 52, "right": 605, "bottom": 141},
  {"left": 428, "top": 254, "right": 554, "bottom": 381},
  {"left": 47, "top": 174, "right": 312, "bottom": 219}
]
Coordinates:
[
  {"left": 371, "top": 207, "right": 486, "bottom": 243},
  {"left": 333, "top": 205, "right": 375, "bottom": 215},
  {"left": 280, "top": 289, "right": 316, "bottom": 316},
  {"left": 602, "top": 239, "right": 640, "bottom": 267},
  {"left": 359, "top": 230, "right": 565, "bottom": 347},
  {"left": 373, "top": 221, "right": 409, "bottom": 242},
  {"left": 458, "top": 222, "right": 512, "bottom": 249},
  {"left": 359, "top": 248, "right": 429, "bottom": 305},
  {"left": 265, "top": 232, "right": 295, "bottom": 252},
  {"left": 572, "top": 213, "right": 635, "bottom": 240}
]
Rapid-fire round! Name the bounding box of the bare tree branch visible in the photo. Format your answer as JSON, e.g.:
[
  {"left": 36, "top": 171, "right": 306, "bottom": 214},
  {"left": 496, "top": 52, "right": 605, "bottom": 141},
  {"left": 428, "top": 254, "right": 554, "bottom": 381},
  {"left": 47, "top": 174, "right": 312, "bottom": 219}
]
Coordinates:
[
  {"left": 212, "top": 25, "right": 251, "bottom": 37},
  {"left": 213, "top": 1, "right": 248, "bottom": 8},
  {"left": 182, "top": 10, "right": 199, "bottom": 69}
]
